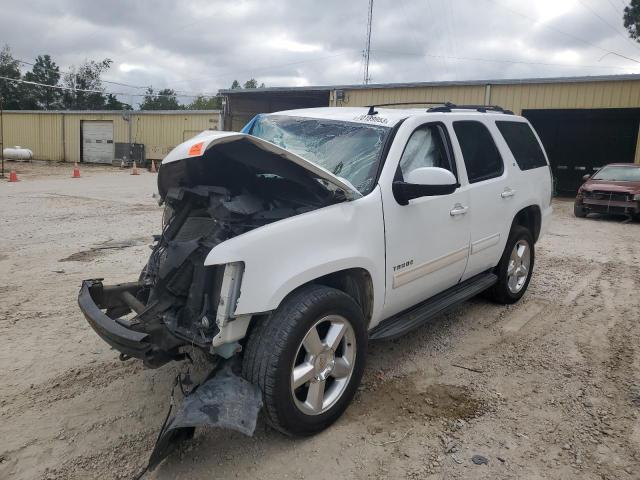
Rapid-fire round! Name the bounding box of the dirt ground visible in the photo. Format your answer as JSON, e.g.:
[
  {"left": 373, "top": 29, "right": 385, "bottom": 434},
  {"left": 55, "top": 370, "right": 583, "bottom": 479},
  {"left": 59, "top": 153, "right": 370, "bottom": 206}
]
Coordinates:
[{"left": 1, "top": 161, "right": 639, "bottom": 480}]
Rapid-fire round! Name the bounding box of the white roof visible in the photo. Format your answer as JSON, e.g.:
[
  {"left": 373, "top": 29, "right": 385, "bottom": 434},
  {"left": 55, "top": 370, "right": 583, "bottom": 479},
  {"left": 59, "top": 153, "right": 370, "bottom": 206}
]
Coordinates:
[{"left": 270, "top": 106, "right": 522, "bottom": 127}]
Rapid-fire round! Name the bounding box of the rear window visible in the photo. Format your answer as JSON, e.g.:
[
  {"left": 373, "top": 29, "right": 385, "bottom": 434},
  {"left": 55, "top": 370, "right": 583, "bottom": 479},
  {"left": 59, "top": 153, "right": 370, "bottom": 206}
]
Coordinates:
[{"left": 496, "top": 121, "right": 547, "bottom": 170}]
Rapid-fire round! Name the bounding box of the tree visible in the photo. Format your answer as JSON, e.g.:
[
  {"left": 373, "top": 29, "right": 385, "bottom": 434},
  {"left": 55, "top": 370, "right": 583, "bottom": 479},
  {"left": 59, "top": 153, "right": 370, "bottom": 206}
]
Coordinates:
[
  {"left": 243, "top": 78, "right": 258, "bottom": 89},
  {"left": 105, "top": 94, "right": 132, "bottom": 110},
  {"left": 62, "top": 58, "right": 112, "bottom": 109},
  {"left": 259, "top": 82, "right": 266, "bottom": 88},
  {"left": 23, "top": 55, "right": 62, "bottom": 109},
  {"left": 187, "top": 95, "right": 221, "bottom": 110},
  {"left": 230, "top": 79, "right": 241, "bottom": 89},
  {"left": 625, "top": 1, "right": 640, "bottom": 40},
  {"left": 139, "top": 87, "right": 181, "bottom": 110},
  {"left": 622, "top": 0, "right": 640, "bottom": 41},
  {"left": 0, "top": 44, "right": 24, "bottom": 109}
]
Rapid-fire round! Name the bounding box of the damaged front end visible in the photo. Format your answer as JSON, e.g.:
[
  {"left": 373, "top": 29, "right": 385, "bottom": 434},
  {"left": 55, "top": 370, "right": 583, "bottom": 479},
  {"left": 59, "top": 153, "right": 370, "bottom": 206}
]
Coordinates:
[{"left": 78, "top": 132, "right": 356, "bottom": 368}]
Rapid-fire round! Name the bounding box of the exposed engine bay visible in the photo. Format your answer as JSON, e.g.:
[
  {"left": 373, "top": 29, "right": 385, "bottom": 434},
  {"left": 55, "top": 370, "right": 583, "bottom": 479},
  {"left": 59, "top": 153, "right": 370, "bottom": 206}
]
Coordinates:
[{"left": 79, "top": 136, "right": 350, "bottom": 368}]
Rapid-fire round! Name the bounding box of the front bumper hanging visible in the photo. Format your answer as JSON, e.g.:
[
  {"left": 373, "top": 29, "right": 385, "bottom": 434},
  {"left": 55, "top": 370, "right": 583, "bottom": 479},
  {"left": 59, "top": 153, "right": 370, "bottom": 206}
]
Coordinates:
[
  {"left": 78, "top": 280, "right": 152, "bottom": 358},
  {"left": 78, "top": 279, "right": 185, "bottom": 367}
]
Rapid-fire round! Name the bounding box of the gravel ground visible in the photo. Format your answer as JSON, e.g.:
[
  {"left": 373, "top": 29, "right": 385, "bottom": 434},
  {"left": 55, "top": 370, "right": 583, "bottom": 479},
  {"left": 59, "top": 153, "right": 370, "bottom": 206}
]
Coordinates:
[{"left": 1, "top": 161, "right": 639, "bottom": 479}]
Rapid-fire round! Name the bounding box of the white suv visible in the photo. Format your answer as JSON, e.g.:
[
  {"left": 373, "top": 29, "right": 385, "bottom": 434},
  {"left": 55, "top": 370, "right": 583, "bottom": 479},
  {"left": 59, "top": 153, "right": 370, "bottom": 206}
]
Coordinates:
[{"left": 79, "top": 104, "right": 552, "bottom": 439}]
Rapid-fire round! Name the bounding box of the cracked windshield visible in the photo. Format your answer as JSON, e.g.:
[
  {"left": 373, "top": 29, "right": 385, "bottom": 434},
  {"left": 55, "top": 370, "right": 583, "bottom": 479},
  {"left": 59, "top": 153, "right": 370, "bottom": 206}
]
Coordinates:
[{"left": 249, "top": 115, "right": 390, "bottom": 194}]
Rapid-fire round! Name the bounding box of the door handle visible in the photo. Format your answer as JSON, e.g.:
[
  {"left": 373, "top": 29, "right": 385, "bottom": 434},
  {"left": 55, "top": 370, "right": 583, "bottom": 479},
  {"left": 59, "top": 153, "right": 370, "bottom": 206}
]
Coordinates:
[
  {"left": 501, "top": 188, "right": 516, "bottom": 198},
  {"left": 450, "top": 204, "right": 469, "bottom": 216}
]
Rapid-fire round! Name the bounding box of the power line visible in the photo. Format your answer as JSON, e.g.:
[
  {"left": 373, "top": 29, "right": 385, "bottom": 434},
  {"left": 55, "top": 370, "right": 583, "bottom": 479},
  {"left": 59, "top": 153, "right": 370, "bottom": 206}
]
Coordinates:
[
  {"left": 371, "top": 49, "right": 637, "bottom": 70},
  {"left": 0, "top": 75, "right": 218, "bottom": 99},
  {"left": 16, "top": 58, "right": 223, "bottom": 97},
  {"left": 575, "top": 0, "right": 640, "bottom": 53},
  {"left": 604, "top": 0, "right": 626, "bottom": 16},
  {"left": 484, "top": 0, "right": 640, "bottom": 64},
  {"left": 16, "top": 59, "right": 152, "bottom": 90},
  {"left": 170, "top": 52, "right": 352, "bottom": 85},
  {"left": 398, "top": 0, "right": 431, "bottom": 80}
]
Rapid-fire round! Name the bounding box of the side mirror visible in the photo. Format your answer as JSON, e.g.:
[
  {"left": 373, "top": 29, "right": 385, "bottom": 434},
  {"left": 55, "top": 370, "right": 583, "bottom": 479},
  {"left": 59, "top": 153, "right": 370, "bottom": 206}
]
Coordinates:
[
  {"left": 393, "top": 167, "right": 459, "bottom": 206},
  {"left": 582, "top": 174, "right": 591, "bottom": 182}
]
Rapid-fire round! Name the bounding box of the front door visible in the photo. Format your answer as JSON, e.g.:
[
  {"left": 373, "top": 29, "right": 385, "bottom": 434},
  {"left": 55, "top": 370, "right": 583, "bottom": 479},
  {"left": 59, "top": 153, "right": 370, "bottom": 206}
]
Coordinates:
[{"left": 380, "top": 119, "right": 471, "bottom": 319}]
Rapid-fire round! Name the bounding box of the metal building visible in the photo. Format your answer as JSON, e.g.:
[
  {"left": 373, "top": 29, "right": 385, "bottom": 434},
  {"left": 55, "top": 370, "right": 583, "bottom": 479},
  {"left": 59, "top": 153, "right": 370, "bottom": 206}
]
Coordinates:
[
  {"left": 220, "top": 74, "right": 640, "bottom": 193},
  {"left": 1, "top": 110, "right": 221, "bottom": 164}
]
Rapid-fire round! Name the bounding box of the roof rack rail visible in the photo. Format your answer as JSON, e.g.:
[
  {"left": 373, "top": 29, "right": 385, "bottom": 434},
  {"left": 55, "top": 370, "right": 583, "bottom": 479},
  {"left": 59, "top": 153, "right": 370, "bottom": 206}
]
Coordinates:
[
  {"left": 427, "top": 103, "right": 514, "bottom": 114},
  {"left": 365, "top": 101, "right": 450, "bottom": 115}
]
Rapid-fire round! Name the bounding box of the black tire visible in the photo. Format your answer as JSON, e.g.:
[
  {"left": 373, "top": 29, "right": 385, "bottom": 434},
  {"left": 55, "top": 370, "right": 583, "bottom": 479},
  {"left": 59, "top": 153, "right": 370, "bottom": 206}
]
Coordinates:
[
  {"left": 574, "top": 202, "right": 588, "bottom": 218},
  {"left": 242, "top": 284, "right": 367, "bottom": 436},
  {"left": 486, "top": 225, "right": 535, "bottom": 304}
]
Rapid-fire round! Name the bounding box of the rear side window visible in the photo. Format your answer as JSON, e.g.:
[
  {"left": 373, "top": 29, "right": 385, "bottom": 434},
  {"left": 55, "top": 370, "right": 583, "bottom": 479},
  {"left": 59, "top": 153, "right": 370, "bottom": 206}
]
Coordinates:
[
  {"left": 453, "top": 121, "right": 503, "bottom": 183},
  {"left": 496, "top": 121, "right": 547, "bottom": 170}
]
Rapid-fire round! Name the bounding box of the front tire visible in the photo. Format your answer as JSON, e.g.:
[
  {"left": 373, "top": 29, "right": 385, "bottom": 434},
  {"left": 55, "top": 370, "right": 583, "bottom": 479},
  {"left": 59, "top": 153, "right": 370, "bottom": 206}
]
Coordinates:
[
  {"left": 242, "top": 285, "right": 367, "bottom": 436},
  {"left": 486, "top": 225, "right": 535, "bottom": 304}
]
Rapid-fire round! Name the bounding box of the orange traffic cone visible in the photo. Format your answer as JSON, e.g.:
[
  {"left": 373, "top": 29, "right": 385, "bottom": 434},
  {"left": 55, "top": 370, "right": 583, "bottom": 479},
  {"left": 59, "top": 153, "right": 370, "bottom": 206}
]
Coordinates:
[
  {"left": 8, "top": 170, "right": 19, "bottom": 182},
  {"left": 72, "top": 162, "right": 81, "bottom": 178},
  {"left": 131, "top": 161, "right": 140, "bottom": 175},
  {"left": 150, "top": 159, "right": 157, "bottom": 173}
]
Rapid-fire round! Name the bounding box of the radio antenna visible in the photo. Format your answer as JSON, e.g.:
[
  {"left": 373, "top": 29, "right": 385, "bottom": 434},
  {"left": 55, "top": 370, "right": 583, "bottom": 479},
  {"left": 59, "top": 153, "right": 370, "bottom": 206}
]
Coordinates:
[{"left": 363, "top": 0, "right": 374, "bottom": 84}]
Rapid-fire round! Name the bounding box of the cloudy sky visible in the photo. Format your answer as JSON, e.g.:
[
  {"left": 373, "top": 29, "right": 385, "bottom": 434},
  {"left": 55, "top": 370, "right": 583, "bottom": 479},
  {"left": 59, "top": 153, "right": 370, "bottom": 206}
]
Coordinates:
[{"left": 2, "top": 0, "right": 640, "bottom": 102}]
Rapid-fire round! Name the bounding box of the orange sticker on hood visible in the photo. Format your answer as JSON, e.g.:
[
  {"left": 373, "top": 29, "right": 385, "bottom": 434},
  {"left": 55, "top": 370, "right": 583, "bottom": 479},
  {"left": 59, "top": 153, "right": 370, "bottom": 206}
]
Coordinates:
[{"left": 188, "top": 141, "right": 204, "bottom": 156}]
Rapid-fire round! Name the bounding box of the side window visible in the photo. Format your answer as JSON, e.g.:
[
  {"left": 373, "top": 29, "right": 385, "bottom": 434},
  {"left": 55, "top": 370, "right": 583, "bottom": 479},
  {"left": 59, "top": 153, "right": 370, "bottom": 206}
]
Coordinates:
[
  {"left": 453, "top": 121, "right": 504, "bottom": 183},
  {"left": 398, "top": 124, "right": 455, "bottom": 181},
  {"left": 496, "top": 121, "right": 547, "bottom": 170}
]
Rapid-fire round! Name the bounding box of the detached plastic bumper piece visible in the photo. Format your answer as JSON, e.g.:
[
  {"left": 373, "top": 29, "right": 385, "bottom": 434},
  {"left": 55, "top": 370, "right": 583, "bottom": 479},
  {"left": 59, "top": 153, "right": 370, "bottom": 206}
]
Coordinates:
[
  {"left": 78, "top": 279, "right": 152, "bottom": 359},
  {"left": 147, "top": 359, "right": 263, "bottom": 470}
]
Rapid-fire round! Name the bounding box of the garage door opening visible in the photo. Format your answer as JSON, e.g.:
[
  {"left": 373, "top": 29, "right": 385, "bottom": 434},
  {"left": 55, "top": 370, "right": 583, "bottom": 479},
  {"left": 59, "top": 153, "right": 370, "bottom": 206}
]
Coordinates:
[
  {"left": 81, "top": 120, "right": 114, "bottom": 164},
  {"left": 523, "top": 109, "right": 640, "bottom": 194}
]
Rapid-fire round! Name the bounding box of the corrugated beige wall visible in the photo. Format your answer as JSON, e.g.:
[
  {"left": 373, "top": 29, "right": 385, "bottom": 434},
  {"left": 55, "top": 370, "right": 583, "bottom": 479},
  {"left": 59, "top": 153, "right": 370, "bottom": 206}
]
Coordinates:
[
  {"left": 2, "top": 113, "right": 65, "bottom": 161},
  {"left": 489, "top": 80, "right": 640, "bottom": 114},
  {"left": 334, "top": 79, "right": 640, "bottom": 114},
  {"left": 1, "top": 111, "right": 220, "bottom": 162},
  {"left": 334, "top": 79, "right": 640, "bottom": 164},
  {"left": 334, "top": 85, "right": 486, "bottom": 108}
]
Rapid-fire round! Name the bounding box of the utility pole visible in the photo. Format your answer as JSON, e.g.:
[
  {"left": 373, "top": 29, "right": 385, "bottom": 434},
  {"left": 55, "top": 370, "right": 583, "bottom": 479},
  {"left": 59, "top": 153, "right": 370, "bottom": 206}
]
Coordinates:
[{"left": 363, "top": 0, "right": 374, "bottom": 84}]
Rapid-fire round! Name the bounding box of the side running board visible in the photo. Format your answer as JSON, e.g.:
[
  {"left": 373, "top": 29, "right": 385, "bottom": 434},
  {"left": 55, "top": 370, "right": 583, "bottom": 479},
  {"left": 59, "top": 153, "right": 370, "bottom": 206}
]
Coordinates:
[{"left": 369, "top": 272, "right": 498, "bottom": 340}]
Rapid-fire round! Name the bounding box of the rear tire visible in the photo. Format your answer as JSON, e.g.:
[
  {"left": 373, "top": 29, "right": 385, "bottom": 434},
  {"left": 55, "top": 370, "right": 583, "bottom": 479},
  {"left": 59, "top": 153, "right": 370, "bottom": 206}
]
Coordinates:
[
  {"left": 242, "top": 284, "right": 367, "bottom": 436},
  {"left": 574, "top": 202, "right": 588, "bottom": 218},
  {"left": 486, "top": 225, "right": 534, "bottom": 305}
]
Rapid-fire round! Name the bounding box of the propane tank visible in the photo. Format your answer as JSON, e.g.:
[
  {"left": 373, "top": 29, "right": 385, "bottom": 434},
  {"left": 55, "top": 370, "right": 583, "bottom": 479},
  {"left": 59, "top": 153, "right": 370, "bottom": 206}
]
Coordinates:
[{"left": 3, "top": 146, "right": 33, "bottom": 161}]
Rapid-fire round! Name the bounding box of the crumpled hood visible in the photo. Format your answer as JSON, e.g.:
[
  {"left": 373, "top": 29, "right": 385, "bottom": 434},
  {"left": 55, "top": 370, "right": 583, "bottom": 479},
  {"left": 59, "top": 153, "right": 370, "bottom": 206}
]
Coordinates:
[
  {"left": 582, "top": 180, "right": 640, "bottom": 194},
  {"left": 160, "top": 130, "right": 361, "bottom": 200}
]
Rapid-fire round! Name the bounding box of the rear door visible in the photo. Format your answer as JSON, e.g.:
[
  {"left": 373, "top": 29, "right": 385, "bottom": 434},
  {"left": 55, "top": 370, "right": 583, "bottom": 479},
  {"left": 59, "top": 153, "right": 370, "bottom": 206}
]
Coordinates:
[{"left": 451, "top": 120, "right": 511, "bottom": 280}]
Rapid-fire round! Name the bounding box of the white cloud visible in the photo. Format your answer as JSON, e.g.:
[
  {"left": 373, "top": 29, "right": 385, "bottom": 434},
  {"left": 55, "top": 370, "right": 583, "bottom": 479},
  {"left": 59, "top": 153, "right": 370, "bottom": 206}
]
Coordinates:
[
  {"left": 267, "top": 36, "right": 323, "bottom": 53},
  {"left": 118, "top": 63, "right": 146, "bottom": 73}
]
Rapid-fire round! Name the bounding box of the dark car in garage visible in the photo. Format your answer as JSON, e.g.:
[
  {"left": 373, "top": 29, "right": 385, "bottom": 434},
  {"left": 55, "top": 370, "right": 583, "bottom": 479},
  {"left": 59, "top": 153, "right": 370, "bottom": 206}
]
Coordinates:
[{"left": 574, "top": 163, "right": 640, "bottom": 219}]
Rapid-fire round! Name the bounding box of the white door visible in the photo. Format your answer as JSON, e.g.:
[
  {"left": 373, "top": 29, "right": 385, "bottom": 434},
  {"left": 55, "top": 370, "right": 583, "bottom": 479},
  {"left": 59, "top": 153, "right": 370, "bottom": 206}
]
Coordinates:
[
  {"left": 82, "top": 121, "right": 114, "bottom": 164},
  {"left": 450, "top": 120, "right": 511, "bottom": 280},
  {"left": 380, "top": 119, "right": 471, "bottom": 319}
]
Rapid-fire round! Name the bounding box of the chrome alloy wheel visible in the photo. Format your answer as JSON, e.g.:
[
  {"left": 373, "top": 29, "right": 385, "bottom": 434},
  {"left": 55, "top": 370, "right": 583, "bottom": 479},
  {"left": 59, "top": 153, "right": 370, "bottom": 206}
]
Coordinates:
[
  {"left": 291, "top": 315, "right": 357, "bottom": 416},
  {"left": 507, "top": 239, "right": 531, "bottom": 294}
]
